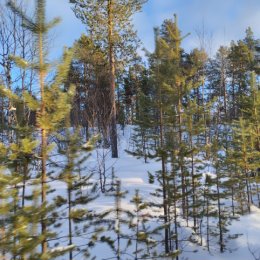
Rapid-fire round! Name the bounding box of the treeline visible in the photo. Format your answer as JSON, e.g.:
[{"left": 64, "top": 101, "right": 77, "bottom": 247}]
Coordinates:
[
  {"left": 0, "top": 0, "right": 259, "bottom": 260},
  {"left": 127, "top": 15, "right": 260, "bottom": 257}
]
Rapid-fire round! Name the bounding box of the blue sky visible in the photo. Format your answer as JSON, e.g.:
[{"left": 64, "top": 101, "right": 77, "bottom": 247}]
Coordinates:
[{"left": 34, "top": 0, "right": 260, "bottom": 58}]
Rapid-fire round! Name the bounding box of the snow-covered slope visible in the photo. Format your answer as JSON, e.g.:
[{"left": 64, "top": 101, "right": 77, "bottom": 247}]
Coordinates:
[
  {"left": 52, "top": 125, "right": 260, "bottom": 260},
  {"left": 184, "top": 205, "right": 260, "bottom": 260}
]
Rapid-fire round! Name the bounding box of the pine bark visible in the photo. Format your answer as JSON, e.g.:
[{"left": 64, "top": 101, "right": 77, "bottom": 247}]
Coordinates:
[
  {"left": 108, "top": 0, "right": 118, "bottom": 158},
  {"left": 39, "top": 28, "right": 47, "bottom": 254}
]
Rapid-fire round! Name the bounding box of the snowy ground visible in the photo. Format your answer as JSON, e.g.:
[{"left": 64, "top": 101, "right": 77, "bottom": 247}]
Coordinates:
[
  {"left": 50, "top": 125, "right": 260, "bottom": 260},
  {"left": 184, "top": 205, "right": 260, "bottom": 260}
]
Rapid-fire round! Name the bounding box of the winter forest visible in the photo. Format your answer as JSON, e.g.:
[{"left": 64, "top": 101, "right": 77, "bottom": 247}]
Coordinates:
[{"left": 0, "top": 0, "right": 260, "bottom": 259}]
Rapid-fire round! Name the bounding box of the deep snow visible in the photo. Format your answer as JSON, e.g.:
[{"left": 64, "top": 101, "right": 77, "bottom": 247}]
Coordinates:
[{"left": 48, "top": 125, "right": 260, "bottom": 260}]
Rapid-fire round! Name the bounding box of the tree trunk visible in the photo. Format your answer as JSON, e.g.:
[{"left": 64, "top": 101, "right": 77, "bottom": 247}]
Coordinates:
[
  {"left": 39, "top": 29, "right": 47, "bottom": 254},
  {"left": 159, "top": 83, "right": 169, "bottom": 254},
  {"left": 108, "top": 0, "right": 118, "bottom": 158},
  {"left": 22, "top": 159, "right": 29, "bottom": 208},
  {"left": 68, "top": 186, "right": 73, "bottom": 260},
  {"left": 172, "top": 167, "right": 179, "bottom": 260},
  {"left": 177, "top": 85, "right": 186, "bottom": 218},
  {"left": 216, "top": 171, "right": 224, "bottom": 253}
]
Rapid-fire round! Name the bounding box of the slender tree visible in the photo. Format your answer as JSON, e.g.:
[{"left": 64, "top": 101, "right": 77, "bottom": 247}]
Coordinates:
[
  {"left": 7, "top": 0, "right": 75, "bottom": 255},
  {"left": 70, "top": 0, "right": 147, "bottom": 157}
]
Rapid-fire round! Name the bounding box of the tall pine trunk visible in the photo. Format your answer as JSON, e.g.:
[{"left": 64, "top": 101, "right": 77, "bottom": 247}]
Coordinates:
[
  {"left": 216, "top": 168, "right": 224, "bottom": 253},
  {"left": 158, "top": 65, "right": 169, "bottom": 254},
  {"left": 108, "top": 0, "right": 118, "bottom": 158},
  {"left": 177, "top": 85, "right": 186, "bottom": 218},
  {"left": 68, "top": 185, "right": 73, "bottom": 260},
  {"left": 39, "top": 28, "right": 47, "bottom": 254}
]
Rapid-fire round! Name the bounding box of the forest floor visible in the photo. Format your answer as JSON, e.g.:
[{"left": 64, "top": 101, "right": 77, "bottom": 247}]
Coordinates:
[{"left": 53, "top": 125, "right": 260, "bottom": 260}]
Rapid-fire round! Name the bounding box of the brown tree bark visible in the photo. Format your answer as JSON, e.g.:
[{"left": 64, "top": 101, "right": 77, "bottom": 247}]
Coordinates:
[{"left": 107, "top": 0, "right": 118, "bottom": 158}]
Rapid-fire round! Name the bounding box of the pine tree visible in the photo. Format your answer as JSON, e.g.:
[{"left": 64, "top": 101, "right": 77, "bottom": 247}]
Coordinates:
[
  {"left": 51, "top": 129, "right": 101, "bottom": 259},
  {"left": 68, "top": 35, "right": 112, "bottom": 143},
  {"left": 228, "top": 39, "right": 254, "bottom": 119},
  {"left": 183, "top": 100, "right": 205, "bottom": 233},
  {"left": 130, "top": 189, "right": 155, "bottom": 259},
  {"left": 133, "top": 14, "right": 207, "bottom": 255},
  {"left": 156, "top": 15, "right": 193, "bottom": 222},
  {"left": 127, "top": 68, "right": 156, "bottom": 163},
  {"left": 0, "top": 92, "right": 47, "bottom": 259},
  {"left": 149, "top": 25, "right": 171, "bottom": 254},
  {"left": 0, "top": 0, "right": 35, "bottom": 143},
  {"left": 122, "top": 64, "right": 144, "bottom": 126},
  {"left": 206, "top": 46, "right": 230, "bottom": 119},
  {"left": 206, "top": 106, "right": 239, "bottom": 253},
  {"left": 226, "top": 73, "right": 259, "bottom": 212},
  {"left": 99, "top": 179, "right": 134, "bottom": 260},
  {"left": 70, "top": 0, "right": 147, "bottom": 158},
  {"left": 7, "top": 0, "right": 75, "bottom": 256}
]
